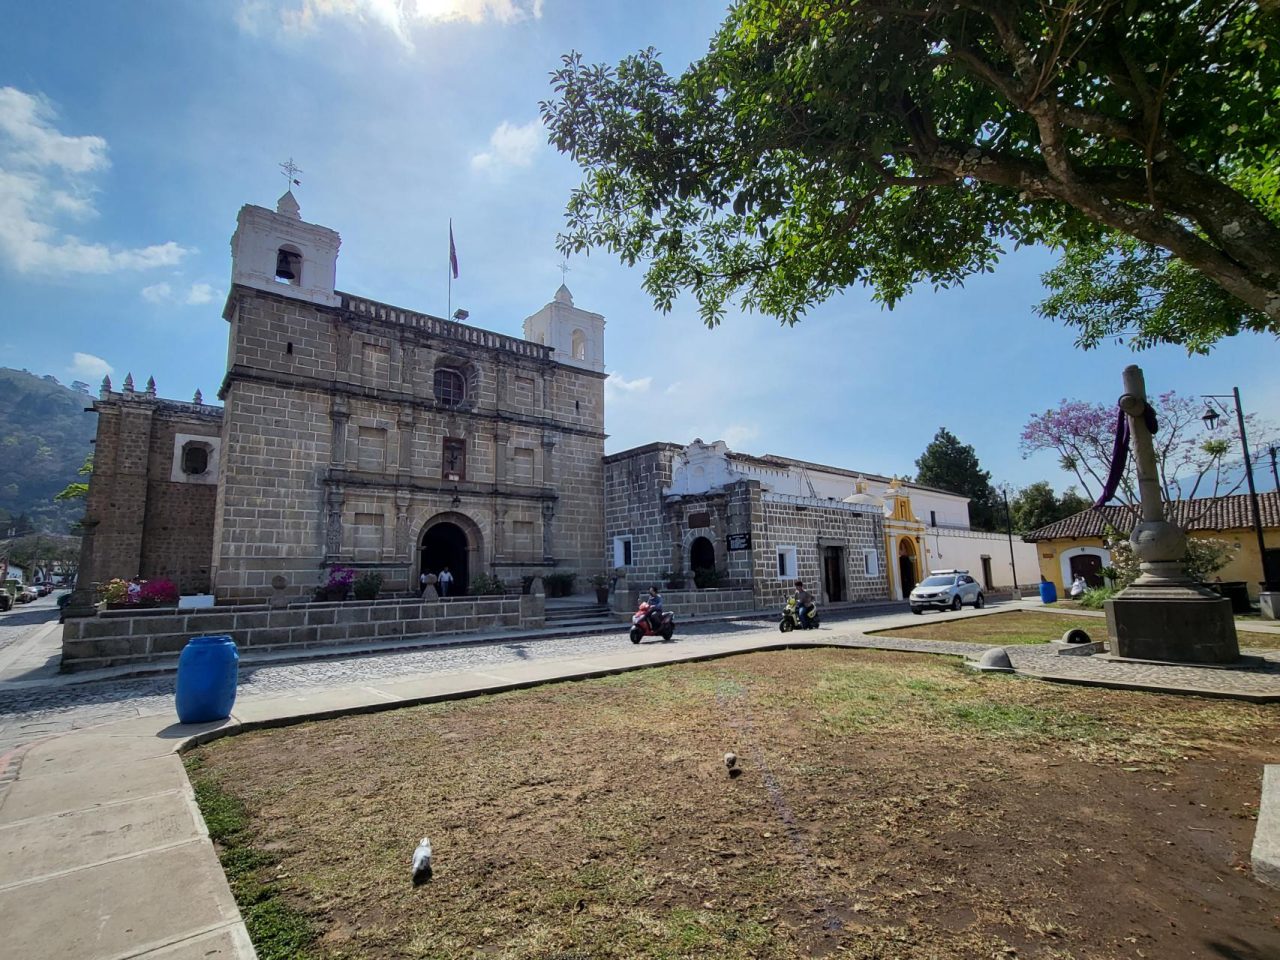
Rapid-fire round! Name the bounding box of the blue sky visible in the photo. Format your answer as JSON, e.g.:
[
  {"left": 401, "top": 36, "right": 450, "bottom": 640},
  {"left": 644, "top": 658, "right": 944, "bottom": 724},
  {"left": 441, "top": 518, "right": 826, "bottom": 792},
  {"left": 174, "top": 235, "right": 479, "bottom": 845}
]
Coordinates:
[{"left": 1, "top": 0, "right": 1276, "bottom": 495}]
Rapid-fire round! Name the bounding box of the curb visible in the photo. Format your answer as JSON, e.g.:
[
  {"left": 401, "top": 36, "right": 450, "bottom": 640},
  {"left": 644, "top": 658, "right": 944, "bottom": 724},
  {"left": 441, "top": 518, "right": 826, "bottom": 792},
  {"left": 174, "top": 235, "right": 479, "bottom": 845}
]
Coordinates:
[{"left": 1254, "top": 764, "right": 1280, "bottom": 889}]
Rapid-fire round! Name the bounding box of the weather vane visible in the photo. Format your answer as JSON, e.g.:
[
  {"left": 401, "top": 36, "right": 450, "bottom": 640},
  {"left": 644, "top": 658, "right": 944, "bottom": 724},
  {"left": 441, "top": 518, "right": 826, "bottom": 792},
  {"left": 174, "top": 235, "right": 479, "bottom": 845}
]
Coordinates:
[
  {"left": 558, "top": 260, "right": 570, "bottom": 282},
  {"left": 279, "top": 157, "right": 302, "bottom": 189}
]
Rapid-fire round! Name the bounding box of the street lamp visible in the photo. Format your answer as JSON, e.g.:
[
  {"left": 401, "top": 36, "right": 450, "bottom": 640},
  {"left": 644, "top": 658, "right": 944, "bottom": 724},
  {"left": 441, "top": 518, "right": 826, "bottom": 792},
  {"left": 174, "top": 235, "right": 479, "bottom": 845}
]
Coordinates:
[
  {"left": 1000, "top": 485, "right": 1019, "bottom": 597},
  {"left": 1201, "top": 387, "right": 1274, "bottom": 589}
]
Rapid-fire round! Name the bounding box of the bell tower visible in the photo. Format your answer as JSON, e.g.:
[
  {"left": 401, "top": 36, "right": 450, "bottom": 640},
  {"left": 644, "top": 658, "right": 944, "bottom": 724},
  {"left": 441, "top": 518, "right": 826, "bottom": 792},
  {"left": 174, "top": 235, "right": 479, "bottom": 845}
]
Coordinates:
[
  {"left": 228, "top": 190, "right": 341, "bottom": 308},
  {"left": 522, "top": 284, "right": 605, "bottom": 373}
]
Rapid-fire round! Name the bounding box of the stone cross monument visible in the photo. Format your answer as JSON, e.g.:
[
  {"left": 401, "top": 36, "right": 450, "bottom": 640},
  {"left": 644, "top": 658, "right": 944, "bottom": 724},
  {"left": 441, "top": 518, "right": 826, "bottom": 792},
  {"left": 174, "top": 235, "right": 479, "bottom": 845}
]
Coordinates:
[{"left": 1104, "top": 365, "right": 1239, "bottom": 663}]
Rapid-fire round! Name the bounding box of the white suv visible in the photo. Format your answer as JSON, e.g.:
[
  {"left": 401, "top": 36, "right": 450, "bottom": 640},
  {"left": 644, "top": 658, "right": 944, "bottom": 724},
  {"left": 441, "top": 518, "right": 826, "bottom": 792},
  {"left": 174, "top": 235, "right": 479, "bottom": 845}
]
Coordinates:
[{"left": 910, "top": 569, "right": 984, "bottom": 614}]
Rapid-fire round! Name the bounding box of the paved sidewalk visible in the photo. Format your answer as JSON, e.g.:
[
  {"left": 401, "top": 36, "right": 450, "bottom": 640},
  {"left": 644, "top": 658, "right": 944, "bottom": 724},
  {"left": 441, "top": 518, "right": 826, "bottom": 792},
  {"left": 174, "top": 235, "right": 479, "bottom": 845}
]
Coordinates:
[{"left": 3, "top": 605, "right": 1279, "bottom": 959}]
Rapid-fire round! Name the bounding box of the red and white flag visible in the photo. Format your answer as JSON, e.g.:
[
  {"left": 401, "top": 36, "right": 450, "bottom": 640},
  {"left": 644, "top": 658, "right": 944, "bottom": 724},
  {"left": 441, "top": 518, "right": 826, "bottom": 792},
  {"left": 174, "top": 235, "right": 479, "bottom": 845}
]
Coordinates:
[{"left": 449, "top": 220, "right": 459, "bottom": 279}]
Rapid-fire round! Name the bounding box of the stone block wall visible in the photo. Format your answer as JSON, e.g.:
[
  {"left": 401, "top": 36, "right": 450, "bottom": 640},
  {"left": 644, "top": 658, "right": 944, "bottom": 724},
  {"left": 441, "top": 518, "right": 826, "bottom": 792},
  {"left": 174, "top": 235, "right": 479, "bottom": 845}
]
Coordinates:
[
  {"left": 604, "top": 443, "right": 684, "bottom": 583},
  {"left": 61, "top": 594, "right": 545, "bottom": 672},
  {"left": 76, "top": 390, "right": 222, "bottom": 599},
  {"left": 215, "top": 287, "right": 607, "bottom": 603},
  {"left": 751, "top": 495, "right": 889, "bottom": 608},
  {"left": 616, "top": 586, "right": 755, "bottom": 620}
]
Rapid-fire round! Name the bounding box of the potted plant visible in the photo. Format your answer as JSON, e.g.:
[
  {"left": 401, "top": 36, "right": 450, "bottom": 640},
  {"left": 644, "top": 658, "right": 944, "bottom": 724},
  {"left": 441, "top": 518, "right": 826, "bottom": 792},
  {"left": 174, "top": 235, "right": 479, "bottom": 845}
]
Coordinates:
[
  {"left": 588, "top": 573, "right": 610, "bottom": 604},
  {"left": 315, "top": 565, "right": 355, "bottom": 602},
  {"left": 138, "top": 577, "right": 179, "bottom": 607},
  {"left": 353, "top": 571, "right": 383, "bottom": 601},
  {"left": 662, "top": 570, "right": 687, "bottom": 590},
  {"left": 100, "top": 578, "right": 130, "bottom": 609}
]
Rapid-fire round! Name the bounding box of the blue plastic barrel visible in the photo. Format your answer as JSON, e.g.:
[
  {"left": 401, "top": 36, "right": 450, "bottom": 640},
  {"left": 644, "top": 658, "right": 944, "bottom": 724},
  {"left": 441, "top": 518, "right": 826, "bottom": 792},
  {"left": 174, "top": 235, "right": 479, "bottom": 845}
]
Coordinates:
[
  {"left": 1039, "top": 580, "right": 1058, "bottom": 604},
  {"left": 175, "top": 635, "right": 239, "bottom": 724}
]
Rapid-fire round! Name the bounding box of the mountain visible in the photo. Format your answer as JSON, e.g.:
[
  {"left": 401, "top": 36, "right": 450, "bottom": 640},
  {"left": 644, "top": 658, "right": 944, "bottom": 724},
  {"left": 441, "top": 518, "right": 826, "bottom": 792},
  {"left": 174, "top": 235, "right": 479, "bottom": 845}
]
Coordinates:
[{"left": 0, "top": 368, "right": 98, "bottom": 533}]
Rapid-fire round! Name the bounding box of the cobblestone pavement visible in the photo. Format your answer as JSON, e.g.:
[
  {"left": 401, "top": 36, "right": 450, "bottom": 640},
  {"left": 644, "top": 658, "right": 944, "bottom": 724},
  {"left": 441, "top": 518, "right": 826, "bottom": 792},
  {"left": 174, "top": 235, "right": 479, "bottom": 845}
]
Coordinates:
[{"left": 1006, "top": 643, "right": 1280, "bottom": 698}]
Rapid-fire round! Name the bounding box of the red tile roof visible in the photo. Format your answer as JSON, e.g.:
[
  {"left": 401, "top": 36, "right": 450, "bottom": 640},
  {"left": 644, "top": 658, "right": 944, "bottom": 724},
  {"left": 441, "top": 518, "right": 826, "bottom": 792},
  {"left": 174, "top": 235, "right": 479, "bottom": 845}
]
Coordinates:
[{"left": 1022, "top": 492, "right": 1280, "bottom": 542}]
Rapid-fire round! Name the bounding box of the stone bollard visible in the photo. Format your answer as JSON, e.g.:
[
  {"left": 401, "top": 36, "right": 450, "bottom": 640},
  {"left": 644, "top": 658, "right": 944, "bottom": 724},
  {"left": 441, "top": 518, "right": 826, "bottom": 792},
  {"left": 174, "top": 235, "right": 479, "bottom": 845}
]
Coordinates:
[
  {"left": 610, "top": 574, "right": 630, "bottom": 615},
  {"left": 268, "top": 575, "right": 290, "bottom": 609}
]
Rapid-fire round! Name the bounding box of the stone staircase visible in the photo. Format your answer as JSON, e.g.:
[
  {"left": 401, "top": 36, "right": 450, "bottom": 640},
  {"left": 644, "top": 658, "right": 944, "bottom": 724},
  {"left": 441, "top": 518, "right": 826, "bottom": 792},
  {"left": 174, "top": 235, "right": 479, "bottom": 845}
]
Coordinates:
[{"left": 543, "top": 598, "right": 617, "bottom": 631}]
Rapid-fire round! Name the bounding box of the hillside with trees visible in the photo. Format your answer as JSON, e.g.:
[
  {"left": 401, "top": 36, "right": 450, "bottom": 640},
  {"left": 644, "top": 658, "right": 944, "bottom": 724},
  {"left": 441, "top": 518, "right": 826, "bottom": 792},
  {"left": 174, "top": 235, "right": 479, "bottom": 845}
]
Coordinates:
[{"left": 0, "top": 368, "right": 97, "bottom": 533}]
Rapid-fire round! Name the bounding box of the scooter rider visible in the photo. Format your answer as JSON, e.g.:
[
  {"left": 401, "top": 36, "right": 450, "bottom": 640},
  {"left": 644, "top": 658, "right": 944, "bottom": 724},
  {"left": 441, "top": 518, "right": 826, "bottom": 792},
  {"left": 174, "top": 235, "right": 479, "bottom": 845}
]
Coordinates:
[
  {"left": 794, "top": 580, "right": 815, "bottom": 629},
  {"left": 646, "top": 585, "right": 664, "bottom": 633}
]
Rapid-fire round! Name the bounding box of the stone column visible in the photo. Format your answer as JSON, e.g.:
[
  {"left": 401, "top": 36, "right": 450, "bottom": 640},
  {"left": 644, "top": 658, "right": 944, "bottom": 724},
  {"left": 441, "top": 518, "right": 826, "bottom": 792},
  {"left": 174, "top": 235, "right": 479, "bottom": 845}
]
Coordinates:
[
  {"left": 494, "top": 428, "right": 509, "bottom": 486},
  {"left": 541, "top": 500, "right": 556, "bottom": 561},
  {"left": 395, "top": 490, "right": 411, "bottom": 556},
  {"left": 541, "top": 432, "right": 557, "bottom": 486},
  {"left": 1104, "top": 365, "right": 1239, "bottom": 663},
  {"left": 397, "top": 404, "right": 415, "bottom": 477},
  {"left": 324, "top": 486, "right": 344, "bottom": 561},
  {"left": 494, "top": 506, "right": 507, "bottom": 559},
  {"left": 330, "top": 395, "right": 350, "bottom": 467}
]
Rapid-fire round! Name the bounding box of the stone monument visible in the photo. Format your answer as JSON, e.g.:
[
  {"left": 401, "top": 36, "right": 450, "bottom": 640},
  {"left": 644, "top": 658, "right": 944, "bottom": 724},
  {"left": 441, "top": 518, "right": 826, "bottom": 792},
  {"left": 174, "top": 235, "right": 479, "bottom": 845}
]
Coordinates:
[{"left": 1103, "top": 366, "right": 1239, "bottom": 664}]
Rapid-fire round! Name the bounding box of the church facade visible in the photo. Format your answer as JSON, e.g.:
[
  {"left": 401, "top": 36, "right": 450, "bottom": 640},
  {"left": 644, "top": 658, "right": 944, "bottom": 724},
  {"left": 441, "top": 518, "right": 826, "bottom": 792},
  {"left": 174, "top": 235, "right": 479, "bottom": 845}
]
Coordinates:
[{"left": 76, "top": 192, "right": 607, "bottom": 604}]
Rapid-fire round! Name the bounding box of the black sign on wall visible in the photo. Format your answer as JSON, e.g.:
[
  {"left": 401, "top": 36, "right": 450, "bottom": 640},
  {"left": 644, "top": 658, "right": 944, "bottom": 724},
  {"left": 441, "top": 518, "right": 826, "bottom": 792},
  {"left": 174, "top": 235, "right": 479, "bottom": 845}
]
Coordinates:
[
  {"left": 727, "top": 533, "right": 752, "bottom": 551},
  {"left": 688, "top": 512, "right": 711, "bottom": 529}
]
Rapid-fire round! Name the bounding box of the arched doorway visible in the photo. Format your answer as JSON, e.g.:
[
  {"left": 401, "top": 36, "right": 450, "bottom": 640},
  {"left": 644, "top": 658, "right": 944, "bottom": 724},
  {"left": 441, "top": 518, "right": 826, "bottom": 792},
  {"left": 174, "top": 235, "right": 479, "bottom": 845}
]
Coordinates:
[
  {"left": 689, "top": 536, "right": 715, "bottom": 575},
  {"left": 421, "top": 520, "right": 470, "bottom": 597},
  {"left": 897, "top": 537, "right": 918, "bottom": 599}
]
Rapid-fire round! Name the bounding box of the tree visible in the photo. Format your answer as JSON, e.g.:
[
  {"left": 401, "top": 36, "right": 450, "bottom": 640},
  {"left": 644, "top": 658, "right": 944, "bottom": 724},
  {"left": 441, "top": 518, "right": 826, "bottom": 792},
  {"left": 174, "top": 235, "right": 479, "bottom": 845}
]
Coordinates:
[
  {"left": 1009, "top": 480, "right": 1090, "bottom": 533},
  {"left": 1020, "top": 391, "right": 1275, "bottom": 511},
  {"left": 914, "top": 428, "right": 997, "bottom": 530},
  {"left": 54, "top": 454, "right": 93, "bottom": 502},
  {"left": 542, "top": 2, "right": 1280, "bottom": 348}
]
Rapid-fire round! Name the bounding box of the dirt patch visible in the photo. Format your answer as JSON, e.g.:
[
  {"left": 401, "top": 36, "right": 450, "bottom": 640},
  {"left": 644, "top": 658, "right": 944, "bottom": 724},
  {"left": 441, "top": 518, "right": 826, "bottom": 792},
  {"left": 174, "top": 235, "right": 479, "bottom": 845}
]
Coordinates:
[{"left": 188, "top": 648, "right": 1280, "bottom": 959}]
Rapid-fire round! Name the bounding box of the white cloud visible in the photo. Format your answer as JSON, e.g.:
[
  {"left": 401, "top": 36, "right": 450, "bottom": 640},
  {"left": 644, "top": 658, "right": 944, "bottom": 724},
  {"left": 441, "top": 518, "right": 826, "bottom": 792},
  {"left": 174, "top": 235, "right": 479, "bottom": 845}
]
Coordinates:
[
  {"left": 69, "top": 352, "right": 112, "bottom": 380},
  {"left": 186, "top": 282, "right": 215, "bottom": 305},
  {"left": 471, "top": 119, "right": 543, "bottom": 174},
  {"left": 266, "top": 0, "right": 543, "bottom": 48},
  {"left": 141, "top": 280, "right": 217, "bottom": 306},
  {"left": 721, "top": 424, "right": 760, "bottom": 450},
  {"left": 606, "top": 372, "right": 653, "bottom": 396},
  {"left": 141, "top": 281, "right": 173, "bottom": 304},
  {"left": 0, "top": 87, "right": 192, "bottom": 275}
]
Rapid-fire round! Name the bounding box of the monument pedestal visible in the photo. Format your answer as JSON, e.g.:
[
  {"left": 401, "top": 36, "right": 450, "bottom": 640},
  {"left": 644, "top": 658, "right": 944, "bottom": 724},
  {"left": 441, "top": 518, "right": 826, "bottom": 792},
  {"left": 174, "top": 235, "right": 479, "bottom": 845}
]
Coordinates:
[{"left": 1105, "top": 580, "right": 1239, "bottom": 664}]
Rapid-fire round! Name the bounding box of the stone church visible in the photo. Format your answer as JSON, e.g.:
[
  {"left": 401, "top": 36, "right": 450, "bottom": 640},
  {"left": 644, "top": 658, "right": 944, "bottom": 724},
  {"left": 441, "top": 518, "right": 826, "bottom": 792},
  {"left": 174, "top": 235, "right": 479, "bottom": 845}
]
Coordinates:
[
  {"left": 75, "top": 190, "right": 1025, "bottom": 613},
  {"left": 76, "top": 191, "right": 607, "bottom": 603}
]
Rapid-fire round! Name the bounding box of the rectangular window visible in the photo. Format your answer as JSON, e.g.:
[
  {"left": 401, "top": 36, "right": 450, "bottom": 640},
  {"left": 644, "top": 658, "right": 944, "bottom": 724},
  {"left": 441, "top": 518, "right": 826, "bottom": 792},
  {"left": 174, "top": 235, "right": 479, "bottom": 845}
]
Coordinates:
[
  {"left": 442, "top": 438, "right": 466, "bottom": 481},
  {"left": 929, "top": 510, "right": 937, "bottom": 527},
  {"left": 776, "top": 546, "right": 797, "bottom": 580},
  {"left": 357, "top": 426, "right": 387, "bottom": 472},
  {"left": 863, "top": 548, "right": 880, "bottom": 578},
  {"left": 613, "top": 536, "right": 633, "bottom": 568}
]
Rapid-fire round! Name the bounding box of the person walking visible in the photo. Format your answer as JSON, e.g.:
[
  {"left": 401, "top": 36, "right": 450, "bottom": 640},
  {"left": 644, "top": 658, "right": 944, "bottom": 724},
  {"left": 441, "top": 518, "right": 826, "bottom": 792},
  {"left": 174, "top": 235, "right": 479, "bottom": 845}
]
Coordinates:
[
  {"left": 419, "top": 571, "right": 429, "bottom": 598},
  {"left": 438, "top": 566, "right": 453, "bottom": 597}
]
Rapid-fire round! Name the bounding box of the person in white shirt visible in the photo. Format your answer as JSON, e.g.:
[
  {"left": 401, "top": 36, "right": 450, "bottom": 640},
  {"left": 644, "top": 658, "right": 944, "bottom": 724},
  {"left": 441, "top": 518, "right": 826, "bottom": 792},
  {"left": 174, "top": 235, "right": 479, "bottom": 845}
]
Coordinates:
[
  {"left": 1069, "top": 575, "right": 1087, "bottom": 599},
  {"left": 438, "top": 567, "right": 454, "bottom": 597}
]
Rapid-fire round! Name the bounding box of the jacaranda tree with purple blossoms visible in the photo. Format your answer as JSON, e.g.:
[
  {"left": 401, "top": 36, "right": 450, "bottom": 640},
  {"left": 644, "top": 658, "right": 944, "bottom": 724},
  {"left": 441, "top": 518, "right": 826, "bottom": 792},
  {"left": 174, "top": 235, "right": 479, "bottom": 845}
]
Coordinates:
[{"left": 1021, "top": 391, "right": 1274, "bottom": 512}]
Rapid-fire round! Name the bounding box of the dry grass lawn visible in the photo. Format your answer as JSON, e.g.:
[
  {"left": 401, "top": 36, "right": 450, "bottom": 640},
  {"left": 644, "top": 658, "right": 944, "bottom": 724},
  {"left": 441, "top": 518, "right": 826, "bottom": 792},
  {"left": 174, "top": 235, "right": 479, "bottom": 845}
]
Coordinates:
[{"left": 187, "top": 648, "right": 1280, "bottom": 960}]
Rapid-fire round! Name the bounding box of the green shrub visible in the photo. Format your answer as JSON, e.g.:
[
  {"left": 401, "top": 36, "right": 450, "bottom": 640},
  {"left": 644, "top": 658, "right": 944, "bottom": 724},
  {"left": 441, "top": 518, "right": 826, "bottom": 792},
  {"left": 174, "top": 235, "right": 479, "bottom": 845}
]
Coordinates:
[
  {"left": 543, "top": 571, "right": 577, "bottom": 597},
  {"left": 352, "top": 571, "right": 382, "bottom": 600},
  {"left": 1078, "top": 586, "right": 1117, "bottom": 610},
  {"left": 470, "top": 573, "right": 507, "bottom": 595},
  {"left": 693, "top": 567, "right": 727, "bottom": 589}
]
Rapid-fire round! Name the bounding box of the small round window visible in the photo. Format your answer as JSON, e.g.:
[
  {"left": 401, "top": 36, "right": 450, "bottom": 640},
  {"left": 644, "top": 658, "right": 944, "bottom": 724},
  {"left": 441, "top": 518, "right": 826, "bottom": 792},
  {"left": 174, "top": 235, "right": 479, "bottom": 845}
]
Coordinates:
[
  {"left": 433, "top": 368, "right": 465, "bottom": 406},
  {"left": 181, "top": 442, "right": 210, "bottom": 475}
]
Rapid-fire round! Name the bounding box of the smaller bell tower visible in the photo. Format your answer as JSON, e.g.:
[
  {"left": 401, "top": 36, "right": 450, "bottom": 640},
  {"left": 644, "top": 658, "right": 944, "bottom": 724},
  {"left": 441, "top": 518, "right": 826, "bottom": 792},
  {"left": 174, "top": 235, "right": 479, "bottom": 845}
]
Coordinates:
[
  {"left": 228, "top": 190, "right": 341, "bottom": 308},
  {"left": 522, "top": 284, "right": 605, "bottom": 372}
]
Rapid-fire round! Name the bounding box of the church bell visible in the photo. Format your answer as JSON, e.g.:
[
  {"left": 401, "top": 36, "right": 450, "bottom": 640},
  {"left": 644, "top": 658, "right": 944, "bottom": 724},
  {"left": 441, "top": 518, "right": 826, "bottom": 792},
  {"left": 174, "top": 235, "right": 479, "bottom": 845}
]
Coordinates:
[{"left": 275, "top": 249, "right": 299, "bottom": 280}]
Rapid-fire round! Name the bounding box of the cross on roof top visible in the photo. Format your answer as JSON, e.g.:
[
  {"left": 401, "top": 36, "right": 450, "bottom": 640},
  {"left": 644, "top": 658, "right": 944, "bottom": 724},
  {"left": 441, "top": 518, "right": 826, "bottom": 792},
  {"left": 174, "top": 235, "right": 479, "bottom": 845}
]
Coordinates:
[{"left": 279, "top": 157, "right": 302, "bottom": 188}]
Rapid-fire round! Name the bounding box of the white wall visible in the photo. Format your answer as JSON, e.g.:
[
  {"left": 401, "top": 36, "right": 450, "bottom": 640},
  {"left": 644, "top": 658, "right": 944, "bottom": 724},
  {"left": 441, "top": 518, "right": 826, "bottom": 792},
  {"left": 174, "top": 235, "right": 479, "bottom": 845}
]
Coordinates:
[{"left": 921, "top": 528, "right": 1039, "bottom": 591}]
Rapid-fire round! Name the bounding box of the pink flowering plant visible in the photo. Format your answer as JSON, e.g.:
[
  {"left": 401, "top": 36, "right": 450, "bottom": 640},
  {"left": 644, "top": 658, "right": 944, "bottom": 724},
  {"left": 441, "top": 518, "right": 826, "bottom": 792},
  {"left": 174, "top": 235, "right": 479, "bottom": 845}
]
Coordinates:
[
  {"left": 138, "top": 578, "right": 179, "bottom": 605},
  {"left": 316, "top": 565, "right": 356, "bottom": 601}
]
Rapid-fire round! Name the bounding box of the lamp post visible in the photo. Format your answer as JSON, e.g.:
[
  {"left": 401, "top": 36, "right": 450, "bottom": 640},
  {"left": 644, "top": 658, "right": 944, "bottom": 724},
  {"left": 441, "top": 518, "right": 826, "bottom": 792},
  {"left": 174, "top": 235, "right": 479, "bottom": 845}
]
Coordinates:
[
  {"left": 1201, "top": 388, "right": 1273, "bottom": 590},
  {"left": 1000, "top": 485, "right": 1019, "bottom": 597}
]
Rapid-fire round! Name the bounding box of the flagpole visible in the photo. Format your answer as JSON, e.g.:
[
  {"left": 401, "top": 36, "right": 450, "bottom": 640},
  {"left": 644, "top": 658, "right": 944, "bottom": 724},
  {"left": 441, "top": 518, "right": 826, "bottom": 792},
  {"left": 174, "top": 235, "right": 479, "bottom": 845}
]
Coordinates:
[{"left": 447, "top": 218, "right": 452, "bottom": 320}]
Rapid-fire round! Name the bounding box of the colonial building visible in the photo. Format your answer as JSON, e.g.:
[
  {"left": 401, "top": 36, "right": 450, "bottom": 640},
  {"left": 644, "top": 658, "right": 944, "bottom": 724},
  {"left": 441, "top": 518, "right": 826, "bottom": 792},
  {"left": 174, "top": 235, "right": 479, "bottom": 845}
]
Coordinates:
[
  {"left": 1023, "top": 493, "right": 1280, "bottom": 598},
  {"left": 75, "top": 189, "right": 1037, "bottom": 613},
  {"left": 76, "top": 191, "right": 607, "bottom": 603},
  {"left": 604, "top": 439, "right": 1038, "bottom": 608}
]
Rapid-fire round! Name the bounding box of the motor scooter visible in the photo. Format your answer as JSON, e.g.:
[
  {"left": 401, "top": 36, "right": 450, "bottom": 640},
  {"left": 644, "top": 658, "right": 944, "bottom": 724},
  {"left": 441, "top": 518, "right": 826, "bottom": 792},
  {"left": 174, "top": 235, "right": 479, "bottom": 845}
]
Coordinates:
[
  {"left": 778, "top": 597, "right": 819, "bottom": 632},
  {"left": 630, "top": 600, "right": 676, "bottom": 643}
]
